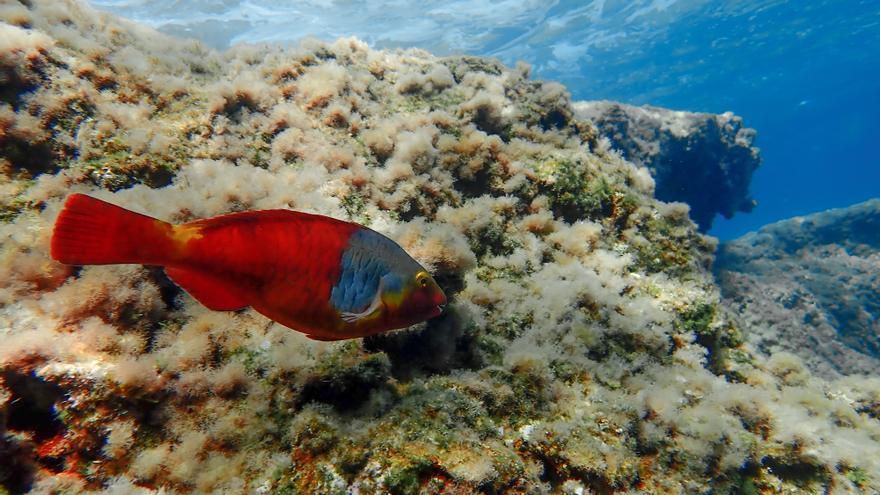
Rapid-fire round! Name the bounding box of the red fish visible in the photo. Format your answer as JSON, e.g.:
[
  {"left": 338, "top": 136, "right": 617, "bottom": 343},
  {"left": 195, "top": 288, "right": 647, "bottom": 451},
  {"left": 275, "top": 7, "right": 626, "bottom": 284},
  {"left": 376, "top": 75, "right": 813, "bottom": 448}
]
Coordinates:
[{"left": 51, "top": 194, "right": 447, "bottom": 340}]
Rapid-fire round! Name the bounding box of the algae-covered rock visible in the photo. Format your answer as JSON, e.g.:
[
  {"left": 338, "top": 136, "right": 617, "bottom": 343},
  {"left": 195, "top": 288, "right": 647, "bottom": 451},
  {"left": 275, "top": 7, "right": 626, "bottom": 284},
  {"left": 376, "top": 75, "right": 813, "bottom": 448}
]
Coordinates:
[{"left": 1, "top": 1, "right": 879, "bottom": 494}]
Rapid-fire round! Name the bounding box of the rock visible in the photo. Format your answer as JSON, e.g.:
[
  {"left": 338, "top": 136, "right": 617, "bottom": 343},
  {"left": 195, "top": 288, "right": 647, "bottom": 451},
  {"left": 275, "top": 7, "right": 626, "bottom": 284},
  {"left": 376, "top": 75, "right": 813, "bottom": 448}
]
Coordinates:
[
  {"left": 573, "top": 100, "right": 760, "bottom": 231},
  {"left": 717, "top": 199, "right": 880, "bottom": 378},
  {"left": 2, "top": 2, "right": 880, "bottom": 494}
]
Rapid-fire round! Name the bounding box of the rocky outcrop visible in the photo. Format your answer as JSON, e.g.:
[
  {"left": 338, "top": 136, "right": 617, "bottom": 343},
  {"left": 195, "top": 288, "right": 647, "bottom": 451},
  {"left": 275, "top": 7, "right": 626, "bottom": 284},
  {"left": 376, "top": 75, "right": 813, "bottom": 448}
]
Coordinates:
[
  {"left": 717, "top": 199, "right": 880, "bottom": 378},
  {"left": 574, "top": 101, "right": 760, "bottom": 231}
]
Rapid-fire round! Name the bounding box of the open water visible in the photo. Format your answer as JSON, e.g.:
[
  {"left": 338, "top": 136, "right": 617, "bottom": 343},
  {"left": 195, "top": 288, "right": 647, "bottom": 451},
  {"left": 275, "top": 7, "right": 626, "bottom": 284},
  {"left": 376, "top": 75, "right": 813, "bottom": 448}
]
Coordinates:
[{"left": 90, "top": 0, "right": 880, "bottom": 240}]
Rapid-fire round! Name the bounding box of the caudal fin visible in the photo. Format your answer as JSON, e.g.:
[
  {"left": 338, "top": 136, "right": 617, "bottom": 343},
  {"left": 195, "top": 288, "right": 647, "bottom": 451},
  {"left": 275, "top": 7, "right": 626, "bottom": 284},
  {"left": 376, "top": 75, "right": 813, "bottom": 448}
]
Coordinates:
[{"left": 51, "top": 193, "right": 173, "bottom": 266}]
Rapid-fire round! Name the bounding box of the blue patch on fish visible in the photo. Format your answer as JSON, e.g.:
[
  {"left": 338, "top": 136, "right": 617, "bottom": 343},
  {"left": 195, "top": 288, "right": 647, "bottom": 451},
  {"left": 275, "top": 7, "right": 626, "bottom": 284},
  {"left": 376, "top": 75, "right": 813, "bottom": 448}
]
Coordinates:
[{"left": 330, "top": 230, "right": 396, "bottom": 313}]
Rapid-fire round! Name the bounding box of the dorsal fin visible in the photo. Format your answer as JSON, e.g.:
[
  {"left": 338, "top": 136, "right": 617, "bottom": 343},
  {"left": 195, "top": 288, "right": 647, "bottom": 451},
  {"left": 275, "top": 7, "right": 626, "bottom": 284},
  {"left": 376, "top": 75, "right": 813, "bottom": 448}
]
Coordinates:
[{"left": 164, "top": 267, "right": 248, "bottom": 311}]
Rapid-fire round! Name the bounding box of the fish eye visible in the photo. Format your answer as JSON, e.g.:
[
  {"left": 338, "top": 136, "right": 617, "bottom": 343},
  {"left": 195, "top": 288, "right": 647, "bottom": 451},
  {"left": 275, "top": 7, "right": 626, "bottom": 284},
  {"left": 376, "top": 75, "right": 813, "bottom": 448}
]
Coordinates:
[{"left": 416, "top": 271, "right": 429, "bottom": 287}]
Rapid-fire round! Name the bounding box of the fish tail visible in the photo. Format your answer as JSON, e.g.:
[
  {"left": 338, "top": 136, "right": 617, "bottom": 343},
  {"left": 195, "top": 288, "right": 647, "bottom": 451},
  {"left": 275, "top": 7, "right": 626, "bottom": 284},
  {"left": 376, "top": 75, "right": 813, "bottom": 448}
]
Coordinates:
[{"left": 51, "top": 193, "right": 174, "bottom": 266}]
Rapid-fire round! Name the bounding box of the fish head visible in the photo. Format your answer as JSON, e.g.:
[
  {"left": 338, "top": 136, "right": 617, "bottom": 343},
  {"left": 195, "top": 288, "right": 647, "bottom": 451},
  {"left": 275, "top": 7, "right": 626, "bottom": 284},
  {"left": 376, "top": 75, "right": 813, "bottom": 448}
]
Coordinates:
[
  {"left": 337, "top": 228, "right": 447, "bottom": 332},
  {"left": 381, "top": 267, "right": 446, "bottom": 326}
]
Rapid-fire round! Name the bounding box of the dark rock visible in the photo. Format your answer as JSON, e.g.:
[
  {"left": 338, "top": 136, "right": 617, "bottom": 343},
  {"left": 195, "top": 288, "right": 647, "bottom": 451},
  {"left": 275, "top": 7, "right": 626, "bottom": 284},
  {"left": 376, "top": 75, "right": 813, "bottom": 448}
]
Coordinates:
[{"left": 574, "top": 101, "right": 760, "bottom": 231}]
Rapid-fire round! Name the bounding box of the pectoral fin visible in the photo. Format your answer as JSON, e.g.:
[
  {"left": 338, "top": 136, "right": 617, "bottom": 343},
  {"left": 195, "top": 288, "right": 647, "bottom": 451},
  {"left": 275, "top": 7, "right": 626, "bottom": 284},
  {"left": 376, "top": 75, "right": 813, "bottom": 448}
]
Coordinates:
[{"left": 341, "top": 278, "right": 383, "bottom": 323}]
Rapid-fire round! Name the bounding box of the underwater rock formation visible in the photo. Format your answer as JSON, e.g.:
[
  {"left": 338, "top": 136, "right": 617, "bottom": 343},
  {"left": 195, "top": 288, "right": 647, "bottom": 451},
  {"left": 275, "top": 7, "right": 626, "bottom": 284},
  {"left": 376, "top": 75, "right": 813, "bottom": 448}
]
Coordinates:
[
  {"left": 1, "top": 1, "right": 879, "bottom": 493},
  {"left": 717, "top": 199, "right": 880, "bottom": 378},
  {"left": 574, "top": 101, "right": 760, "bottom": 231}
]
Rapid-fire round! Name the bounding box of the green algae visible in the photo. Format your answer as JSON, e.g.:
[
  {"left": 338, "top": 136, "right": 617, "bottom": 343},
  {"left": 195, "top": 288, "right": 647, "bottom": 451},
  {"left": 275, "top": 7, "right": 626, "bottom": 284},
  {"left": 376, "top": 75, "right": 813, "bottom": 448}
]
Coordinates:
[
  {"left": 545, "top": 160, "right": 612, "bottom": 223},
  {"left": 843, "top": 465, "right": 869, "bottom": 489},
  {"left": 383, "top": 457, "right": 434, "bottom": 495},
  {"left": 679, "top": 302, "right": 716, "bottom": 336}
]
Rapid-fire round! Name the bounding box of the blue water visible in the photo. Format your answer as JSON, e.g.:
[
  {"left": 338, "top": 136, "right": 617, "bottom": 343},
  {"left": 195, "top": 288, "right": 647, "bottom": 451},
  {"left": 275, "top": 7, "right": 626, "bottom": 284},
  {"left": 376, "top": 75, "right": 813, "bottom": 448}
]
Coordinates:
[{"left": 91, "top": 0, "right": 880, "bottom": 240}]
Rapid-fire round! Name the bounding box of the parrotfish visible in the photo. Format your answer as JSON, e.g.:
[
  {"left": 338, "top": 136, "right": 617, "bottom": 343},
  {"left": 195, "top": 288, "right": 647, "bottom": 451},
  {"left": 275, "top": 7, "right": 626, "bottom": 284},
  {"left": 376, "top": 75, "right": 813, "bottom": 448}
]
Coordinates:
[{"left": 51, "top": 194, "right": 446, "bottom": 340}]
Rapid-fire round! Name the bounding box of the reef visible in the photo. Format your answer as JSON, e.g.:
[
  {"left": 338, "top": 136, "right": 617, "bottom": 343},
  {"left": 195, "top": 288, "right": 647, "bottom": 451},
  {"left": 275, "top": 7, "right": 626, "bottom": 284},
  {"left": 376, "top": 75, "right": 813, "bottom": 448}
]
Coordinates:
[
  {"left": 717, "top": 199, "right": 880, "bottom": 378},
  {"left": 574, "top": 101, "right": 760, "bottom": 231},
  {"left": 1, "top": 1, "right": 879, "bottom": 494}
]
